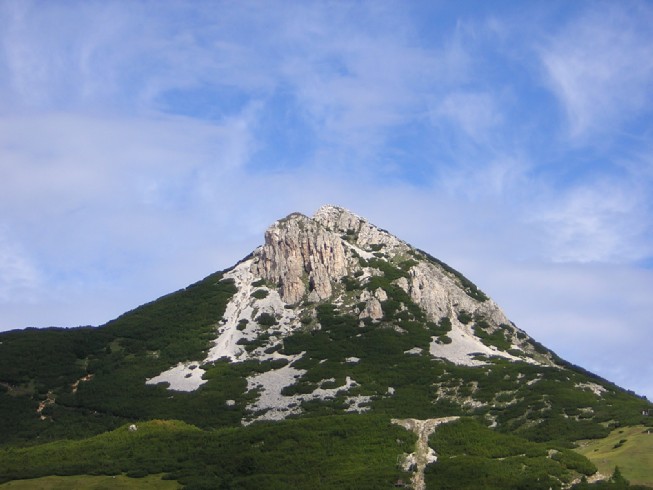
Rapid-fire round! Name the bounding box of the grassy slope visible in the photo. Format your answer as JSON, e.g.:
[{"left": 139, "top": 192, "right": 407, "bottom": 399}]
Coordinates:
[
  {"left": 1, "top": 257, "right": 652, "bottom": 489},
  {"left": 0, "top": 416, "right": 414, "bottom": 489},
  {"left": 0, "top": 415, "right": 614, "bottom": 490},
  {"left": 0, "top": 474, "right": 179, "bottom": 489},
  {"left": 1, "top": 256, "right": 650, "bottom": 450},
  {"left": 0, "top": 271, "right": 239, "bottom": 445},
  {"left": 576, "top": 425, "right": 653, "bottom": 486}
]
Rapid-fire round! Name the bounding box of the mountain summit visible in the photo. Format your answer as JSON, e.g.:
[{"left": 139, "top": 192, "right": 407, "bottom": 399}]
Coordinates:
[
  {"left": 148, "top": 205, "right": 555, "bottom": 402},
  {"left": 1, "top": 205, "right": 651, "bottom": 489},
  {"left": 145, "top": 206, "right": 571, "bottom": 422}
]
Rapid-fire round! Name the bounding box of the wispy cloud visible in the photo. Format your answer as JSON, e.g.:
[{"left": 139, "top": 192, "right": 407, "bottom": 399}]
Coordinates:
[
  {"left": 539, "top": 3, "right": 653, "bottom": 142},
  {"left": 529, "top": 155, "right": 653, "bottom": 264},
  {"left": 434, "top": 91, "right": 503, "bottom": 143},
  {"left": 0, "top": 227, "right": 41, "bottom": 301}
]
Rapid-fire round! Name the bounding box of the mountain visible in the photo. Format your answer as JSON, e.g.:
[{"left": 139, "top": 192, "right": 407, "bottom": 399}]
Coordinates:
[{"left": 1, "top": 205, "right": 651, "bottom": 489}]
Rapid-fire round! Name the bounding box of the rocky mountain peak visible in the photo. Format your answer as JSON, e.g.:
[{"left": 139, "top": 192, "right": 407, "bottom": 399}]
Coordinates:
[
  {"left": 148, "top": 205, "right": 558, "bottom": 421},
  {"left": 312, "top": 204, "right": 367, "bottom": 233},
  {"left": 252, "top": 205, "right": 407, "bottom": 305}
]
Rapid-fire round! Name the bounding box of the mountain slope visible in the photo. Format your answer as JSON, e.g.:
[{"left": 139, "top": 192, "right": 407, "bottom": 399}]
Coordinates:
[{"left": 0, "top": 205, "right": 651, "bottom": 488}]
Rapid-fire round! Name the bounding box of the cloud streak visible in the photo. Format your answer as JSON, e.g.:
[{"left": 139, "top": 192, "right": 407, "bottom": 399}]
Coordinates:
[
  {"left": 539, "top": 3, "right": 653, "bottom": 142},
  {"left": 533, "top": 176, "right": 651, "bottom": 263},
  {"left": 0, "top": 227, "right": 41, "bottom": 302}
]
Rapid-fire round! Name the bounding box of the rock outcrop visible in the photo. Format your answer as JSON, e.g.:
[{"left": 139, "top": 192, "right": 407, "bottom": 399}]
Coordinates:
[
  {"left": 252, "top": 205, "right": 413, "bottom": 305},
  {"left": 253, "top": 211, "right": 350, "bottom": 304}
]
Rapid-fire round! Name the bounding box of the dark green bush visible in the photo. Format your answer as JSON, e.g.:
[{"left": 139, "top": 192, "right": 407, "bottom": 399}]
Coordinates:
[
  {"left": 251, "top": 289, "right": 269, "bottom": 300},
  {"left": 256, "top": 313, "right": 277, "bottom": 327},
  {"left": 457, "top": 311, "right": 472, "bottom": 324}
]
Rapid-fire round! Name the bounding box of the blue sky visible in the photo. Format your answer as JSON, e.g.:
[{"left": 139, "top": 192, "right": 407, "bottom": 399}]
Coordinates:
[{"left": 1, "top": 0, "right": 653, "bottom": 399}]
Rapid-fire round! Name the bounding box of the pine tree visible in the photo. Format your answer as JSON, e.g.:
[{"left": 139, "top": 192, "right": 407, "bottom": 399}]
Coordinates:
[{"left": 611, "top": 466, "right": 630, "bottom": 489}]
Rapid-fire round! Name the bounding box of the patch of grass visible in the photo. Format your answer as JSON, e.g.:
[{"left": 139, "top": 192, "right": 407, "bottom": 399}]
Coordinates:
[
  {"left": 361, "top": 258, "right": 409, "bottom": 283},
  {"left": 473, "top": 322, "right": 511, "bottom": 351},
  {"left": 340, "top": 276, "right": 359, "bottom": 291},
  {"left": 0, "top": 474, "right": 180, "bottom": 489},
  {"left": 398, "top": 259, "right": 418, "bottom": 271},
  {"left": 575, "top": 425, "right": 653, "bottom": 487}
]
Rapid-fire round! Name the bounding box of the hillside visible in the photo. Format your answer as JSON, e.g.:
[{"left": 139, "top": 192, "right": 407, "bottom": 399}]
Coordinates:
[
  {"left": 576, "top": 425, "right": 653, "bottom": 487},
  {"left": 1, "top": 205, "right": 651, "bottom": 489}
]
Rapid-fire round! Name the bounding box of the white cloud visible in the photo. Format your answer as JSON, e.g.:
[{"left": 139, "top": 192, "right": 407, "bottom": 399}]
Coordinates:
[
  {"left": 435, "top": 153, "right": 532, "bottom": 201},
  {"left": 540, "top": 3, "right": 653, "bottom": 141},
  {"left": 434, "top": 91, "right": 503, "bottom": 142},
  {"left": 0, "top": 228, "right": 41, "bottom": 301},
  {"left": 532, "top": 177, "right": 649, "bottom": 263},
  {"left": 274, "top": 8, "right": 453, "bottom": 166},
  {"left": 0, "top": 109, "right": 259, "bottom": 302},
  {"left": 0, "top": 111, "right": 254, "bottom": 206},
  {"left": 0, "top": 1, "right": 278, "bottom": 112},
  {"left": 0, "top": 0, "right": 469, "bottom": 173}
]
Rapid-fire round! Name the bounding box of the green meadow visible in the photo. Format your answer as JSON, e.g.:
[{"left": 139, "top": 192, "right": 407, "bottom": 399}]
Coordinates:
[
  {"left": 576, "top": 425, "right": 653, "bottom": 487},
  {"left": 0, "top": 474, "right": 179, "bottom": 489}
]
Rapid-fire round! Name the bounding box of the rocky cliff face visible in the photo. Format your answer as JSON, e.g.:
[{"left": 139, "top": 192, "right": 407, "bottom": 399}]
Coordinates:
[
  {"left": 253, "top": 212, "right": 351, "bottom": 304},
  {"left": 251, "top": 206, "right": 408, "bottom": 304},
  {"left": 252, "top": 205, "right": 522, "bottom": 346},
  {"left": 148, "top": 205, "right": 558, "bottom": 422}
]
